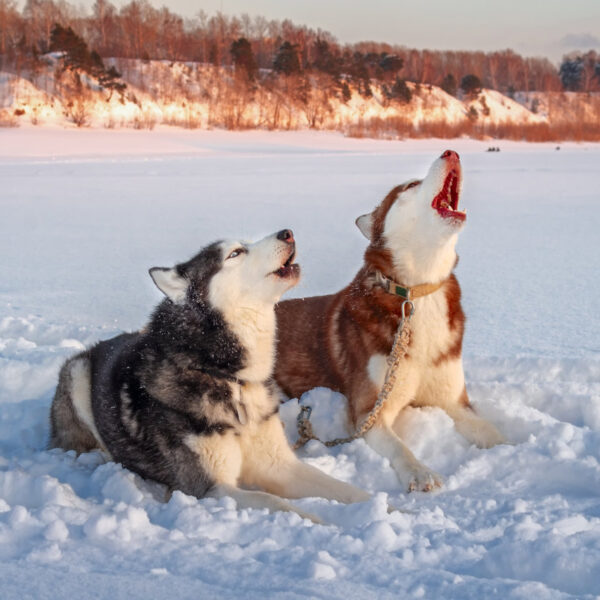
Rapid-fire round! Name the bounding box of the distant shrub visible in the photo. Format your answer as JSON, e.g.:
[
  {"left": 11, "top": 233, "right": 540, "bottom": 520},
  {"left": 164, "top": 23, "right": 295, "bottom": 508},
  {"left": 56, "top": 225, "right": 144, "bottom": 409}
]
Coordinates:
[
  {"left": 345, "top": 113, "right": 600, "bottom": 142},
  {"left": 479, "top": 96, "right": 491, "bottom": 116},
  {"left": 467, "top": 106, "right": 479, "bottom": 121},
  {"left": 388, "top": 77, "right": 412, "bottom": 104},
  {"left": 341, "top": 81, "right": 352, "bottom": 103},
  {"left": 0, "top": 109, "right": 19, "bottom": 127},
  {"left": 132, "top": 110, "right": 157, "bottom": 130}
]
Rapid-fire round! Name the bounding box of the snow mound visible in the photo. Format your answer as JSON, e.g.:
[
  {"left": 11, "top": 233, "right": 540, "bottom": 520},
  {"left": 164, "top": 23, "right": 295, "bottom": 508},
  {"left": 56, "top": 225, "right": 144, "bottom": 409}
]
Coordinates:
[
  {"left": 1, "top": 352, "right": 599, "bottom": 597},
  {"left": 465, "top": 89, "right": 547, "bottom": 124}
]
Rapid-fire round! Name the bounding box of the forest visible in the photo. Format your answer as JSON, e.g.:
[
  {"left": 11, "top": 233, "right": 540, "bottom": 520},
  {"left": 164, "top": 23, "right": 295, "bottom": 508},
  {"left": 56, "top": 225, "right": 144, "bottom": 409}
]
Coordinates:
[{"left": 1, "top": 0, "right": 599, "bottom": 139}]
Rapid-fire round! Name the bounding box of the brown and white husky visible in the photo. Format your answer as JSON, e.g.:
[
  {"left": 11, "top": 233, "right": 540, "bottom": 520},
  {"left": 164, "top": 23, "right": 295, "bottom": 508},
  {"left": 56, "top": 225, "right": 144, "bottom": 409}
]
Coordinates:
[{"left": 275, "top": 151, "right": 506, "bottom": 492}]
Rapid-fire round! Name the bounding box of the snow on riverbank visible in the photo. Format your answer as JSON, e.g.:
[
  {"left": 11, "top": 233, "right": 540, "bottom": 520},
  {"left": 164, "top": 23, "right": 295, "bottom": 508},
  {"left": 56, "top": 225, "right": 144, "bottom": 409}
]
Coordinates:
[
  {"left": 1, "top": 60, "right": 548, "bottom": 132},
  {"left": 0, "top": 130, "right": 599, "bottom": 598}
]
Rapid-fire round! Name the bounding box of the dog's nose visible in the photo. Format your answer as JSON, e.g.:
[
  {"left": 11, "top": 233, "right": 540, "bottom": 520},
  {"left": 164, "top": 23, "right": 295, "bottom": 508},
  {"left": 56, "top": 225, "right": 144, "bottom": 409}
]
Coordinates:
[
  {"left": 277, "top": 229, "right": 294, "bottom": 244},
  {"left": 441, "top": 149, "right": 460, "bottom": 161}
]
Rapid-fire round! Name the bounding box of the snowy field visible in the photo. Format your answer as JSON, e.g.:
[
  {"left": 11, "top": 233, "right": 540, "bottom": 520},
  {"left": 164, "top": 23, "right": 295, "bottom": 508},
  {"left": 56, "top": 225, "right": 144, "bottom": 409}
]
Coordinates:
[{"left": 1, "top": 127, "right": 599, "bottom": 599}]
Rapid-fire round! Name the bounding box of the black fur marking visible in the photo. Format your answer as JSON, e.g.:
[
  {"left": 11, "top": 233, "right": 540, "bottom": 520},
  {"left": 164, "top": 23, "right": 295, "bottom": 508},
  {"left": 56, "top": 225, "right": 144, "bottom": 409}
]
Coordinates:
[
  {"left": 148, "top": 300, "right": 245, "bottom": 376},
  {"left": 188, "top": 365, "right": 246, "bottom": 385},
  {"left": 89, "top": 300, "right": 247, "bottom": 496},
  {"left": 51, "top": 241, "right": 278, "bottom": 499}
]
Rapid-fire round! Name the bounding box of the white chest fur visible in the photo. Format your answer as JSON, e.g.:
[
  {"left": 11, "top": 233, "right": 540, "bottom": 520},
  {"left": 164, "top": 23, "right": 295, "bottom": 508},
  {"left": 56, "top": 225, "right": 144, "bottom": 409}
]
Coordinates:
[
  {"left": 367, "top": 288, "right": 463, "bottom": 413},
  {"left": 408, "top": 290, "right": 454, "bottom": 363},
  {"left": 223, "top": 307, "right": 276, "bottom": 383}
]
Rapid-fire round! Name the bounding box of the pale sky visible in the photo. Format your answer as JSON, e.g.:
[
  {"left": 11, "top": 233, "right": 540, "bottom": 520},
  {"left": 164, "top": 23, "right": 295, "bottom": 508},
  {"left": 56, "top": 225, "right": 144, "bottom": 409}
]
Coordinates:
[{"left": 72, "top": 0, "right": 600, "bottom": 63}]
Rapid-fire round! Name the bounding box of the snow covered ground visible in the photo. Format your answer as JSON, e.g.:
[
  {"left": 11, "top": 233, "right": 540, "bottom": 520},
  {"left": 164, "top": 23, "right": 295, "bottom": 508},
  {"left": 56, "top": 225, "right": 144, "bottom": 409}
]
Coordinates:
[{"left": 1, "top": 128, "right": 599, "bottom": 598}]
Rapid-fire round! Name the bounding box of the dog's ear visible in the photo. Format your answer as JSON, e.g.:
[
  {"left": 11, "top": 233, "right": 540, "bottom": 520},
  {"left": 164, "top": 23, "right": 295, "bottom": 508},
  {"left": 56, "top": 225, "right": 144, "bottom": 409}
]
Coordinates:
[
  {"left": 149, "top": 267, "right": 188, "bottom": 303},
  {"left": 355, "top": 213, "right": 373, "bottom": 240}
]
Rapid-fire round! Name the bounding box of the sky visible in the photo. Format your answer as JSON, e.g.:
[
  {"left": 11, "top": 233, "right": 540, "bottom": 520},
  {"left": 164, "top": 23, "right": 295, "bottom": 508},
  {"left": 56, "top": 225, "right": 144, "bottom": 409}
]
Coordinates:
[{"left": 65, "top": 0, "right": 600, "bottom": 63}]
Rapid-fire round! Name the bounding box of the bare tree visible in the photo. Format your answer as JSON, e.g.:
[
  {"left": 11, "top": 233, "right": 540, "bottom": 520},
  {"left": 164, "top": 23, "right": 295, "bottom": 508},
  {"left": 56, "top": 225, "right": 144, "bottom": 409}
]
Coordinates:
[
  {"left": 23, "top": 0, "right": 71, "bottom": 52},
  {"left": 0, "top": 0, "right": 23, "bottom": 68},
  {"left": 89, "top": 0, "right": 116, "bottom": 56}
]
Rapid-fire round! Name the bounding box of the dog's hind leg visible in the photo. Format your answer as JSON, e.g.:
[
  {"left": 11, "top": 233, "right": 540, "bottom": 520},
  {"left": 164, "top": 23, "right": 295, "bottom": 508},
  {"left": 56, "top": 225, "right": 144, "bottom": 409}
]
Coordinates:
[
  {"left": 444, "top": 389, "right": 506, "bottom": 448},
  {"left": 239, "top": 416, "right": 370, "bottom": 504}
]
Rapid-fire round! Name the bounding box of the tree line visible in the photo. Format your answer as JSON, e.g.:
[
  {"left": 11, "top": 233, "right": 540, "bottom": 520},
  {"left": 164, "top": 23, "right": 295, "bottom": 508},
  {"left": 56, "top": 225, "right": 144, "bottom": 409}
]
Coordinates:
[{"left": 1, "top": 0, "right": 599, "bottom": 95}]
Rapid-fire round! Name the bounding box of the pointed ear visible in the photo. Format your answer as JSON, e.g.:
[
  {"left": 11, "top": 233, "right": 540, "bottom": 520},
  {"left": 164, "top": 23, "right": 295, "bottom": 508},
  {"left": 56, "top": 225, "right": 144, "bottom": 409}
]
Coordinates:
[
  {"left": 149, "top": 267, "right": 188, "bottom": 304},
  {"left": 355, "top": 213, "right": 373, "bottom": 240}
]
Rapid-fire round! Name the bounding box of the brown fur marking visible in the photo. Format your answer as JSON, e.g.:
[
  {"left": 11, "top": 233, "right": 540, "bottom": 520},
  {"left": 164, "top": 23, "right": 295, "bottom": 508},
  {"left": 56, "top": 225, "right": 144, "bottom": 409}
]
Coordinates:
[
  {"left": 275, "top": 177, "right": 463, "bottom": 429},
  {"left": 432, "top": 274, "right": 465, "bottom": 366},
  {"left": 275, "top": 184, "right": 431, "bottom": 426}
]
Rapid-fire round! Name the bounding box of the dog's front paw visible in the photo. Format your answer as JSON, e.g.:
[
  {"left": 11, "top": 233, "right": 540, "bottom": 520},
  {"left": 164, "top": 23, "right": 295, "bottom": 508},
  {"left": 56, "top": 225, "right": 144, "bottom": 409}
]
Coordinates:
[
  {"left": 472, "top": 423, "right": 508, "bottom": 449},
  {"left": 405, "top": 467, "right": 443, "bottom": 493}
]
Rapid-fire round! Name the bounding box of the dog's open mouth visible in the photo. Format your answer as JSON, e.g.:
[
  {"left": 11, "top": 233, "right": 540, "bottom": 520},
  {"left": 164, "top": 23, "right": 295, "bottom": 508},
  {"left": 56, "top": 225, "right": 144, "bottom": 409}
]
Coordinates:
[
  {"left": 273, "top": 248, "right": 300, "bottom": 279},
  {"left": 431, "top": 170, "right": 466, "bottom": 222}
]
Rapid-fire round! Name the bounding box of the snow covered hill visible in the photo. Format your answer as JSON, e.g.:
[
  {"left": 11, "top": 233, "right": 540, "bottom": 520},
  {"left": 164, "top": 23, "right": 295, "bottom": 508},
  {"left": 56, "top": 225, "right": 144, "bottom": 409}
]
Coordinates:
[
  {"left": 0, "top": 130, "right": 599, "bottom": 598},
  {"left": 0, "top": 58, "right": 563, "bottom": 134}
]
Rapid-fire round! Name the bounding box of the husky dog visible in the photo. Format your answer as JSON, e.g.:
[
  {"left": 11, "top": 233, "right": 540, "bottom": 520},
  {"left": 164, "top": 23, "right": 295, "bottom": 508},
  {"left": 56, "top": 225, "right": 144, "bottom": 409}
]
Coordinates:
[
  {"left": 50, "top": 230, "right": 370, "bottom": 521},
  {"left": 275, "top": 151, "right": 506, "bottom": 492}
]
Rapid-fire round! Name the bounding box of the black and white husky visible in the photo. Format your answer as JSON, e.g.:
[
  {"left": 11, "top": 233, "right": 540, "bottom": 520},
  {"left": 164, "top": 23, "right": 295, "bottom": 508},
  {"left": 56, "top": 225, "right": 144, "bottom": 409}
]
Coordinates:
[{"left": 50, "top": 230, "right": 369, "bottom": 521}]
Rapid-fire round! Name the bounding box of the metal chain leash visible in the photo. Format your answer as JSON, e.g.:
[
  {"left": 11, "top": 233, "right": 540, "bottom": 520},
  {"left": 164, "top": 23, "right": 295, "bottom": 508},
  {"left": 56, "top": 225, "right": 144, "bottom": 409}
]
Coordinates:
[{"left": 294, "top": 300, "right": 415, "bottom": 450}]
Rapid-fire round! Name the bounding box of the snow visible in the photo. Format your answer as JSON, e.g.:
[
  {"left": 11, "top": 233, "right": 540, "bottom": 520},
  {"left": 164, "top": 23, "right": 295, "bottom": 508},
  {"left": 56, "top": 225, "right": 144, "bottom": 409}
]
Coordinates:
[
  {"left": 1, "top": 129, "right": 599, "bottom": 598},
  {"left": 1, "top": 59, "right": 549, "bottom": 130},
  {"left": 463, "top": 88, "right": 546, "bottom": 124}
]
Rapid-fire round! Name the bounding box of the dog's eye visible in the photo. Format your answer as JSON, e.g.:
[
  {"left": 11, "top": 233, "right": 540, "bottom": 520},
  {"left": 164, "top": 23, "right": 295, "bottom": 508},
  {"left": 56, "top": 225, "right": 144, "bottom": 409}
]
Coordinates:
[
  {"left": 406, "top": 181, "right": 420, "bottom": 189},
  {"left": 227, "top": 248, "right": 246, "bottom": 259}
]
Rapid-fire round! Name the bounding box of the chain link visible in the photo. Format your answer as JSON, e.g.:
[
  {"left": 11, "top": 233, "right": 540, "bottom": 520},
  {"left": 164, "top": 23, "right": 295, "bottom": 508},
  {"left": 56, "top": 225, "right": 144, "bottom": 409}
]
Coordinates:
[{"left": 294, "top": 300, "right": 414, "bottom": 450}]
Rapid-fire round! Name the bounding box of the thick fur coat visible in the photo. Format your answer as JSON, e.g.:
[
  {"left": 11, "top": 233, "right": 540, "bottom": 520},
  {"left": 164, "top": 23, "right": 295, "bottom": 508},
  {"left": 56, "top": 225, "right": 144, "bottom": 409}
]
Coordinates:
[
  {"left": 51, "top": 231, "right": 369, "bottom": 521},
  {"left": 275, "top": 151, "right": 506, "bottom": 492}
]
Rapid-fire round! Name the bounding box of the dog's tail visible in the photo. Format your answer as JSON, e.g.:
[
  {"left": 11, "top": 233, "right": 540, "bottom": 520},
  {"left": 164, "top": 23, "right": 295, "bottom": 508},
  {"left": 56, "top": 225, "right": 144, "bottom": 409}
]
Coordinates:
[{"left": 49, "top": 351, "right": 105, "bottom": 454}]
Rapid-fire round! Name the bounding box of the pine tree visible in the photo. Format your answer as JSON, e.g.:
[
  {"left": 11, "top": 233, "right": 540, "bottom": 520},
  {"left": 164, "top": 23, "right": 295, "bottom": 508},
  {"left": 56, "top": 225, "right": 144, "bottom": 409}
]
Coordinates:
[
  {"left": 559, "top": 57, "right": 583, "bottom": 91},
  {"left": 50, "top": 24, "right": 94, "bottom": 73},
  {"left": 98, "top": 64, "right": 126, "bottom": 98},
  {"left": 230, "top": 37, "right": 257, "bottom": 80},
  {"left": 273, "top": 41, "right": 301, "bottom": 76},
  {"left": 441, "top": 73, "right": 457, "bottom": 97},
  {"left": 312, "top": 39, "right": 340, "bottom": 78},
  {"left": 460, "top": 74, "right": 482, "bottom": 97},
  {"left": 50, "top": 22, "right": 126, "bottom": 98},
  {"left": 379, "top": 54, "right": 403, "bottom": 78}
]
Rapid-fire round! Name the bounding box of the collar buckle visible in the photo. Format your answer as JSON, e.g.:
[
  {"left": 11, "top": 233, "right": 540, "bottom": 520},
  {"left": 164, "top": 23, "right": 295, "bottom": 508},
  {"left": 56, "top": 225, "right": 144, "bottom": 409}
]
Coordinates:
[{"left": 375, "top": 270, "right": 410, "bottom": 299}]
